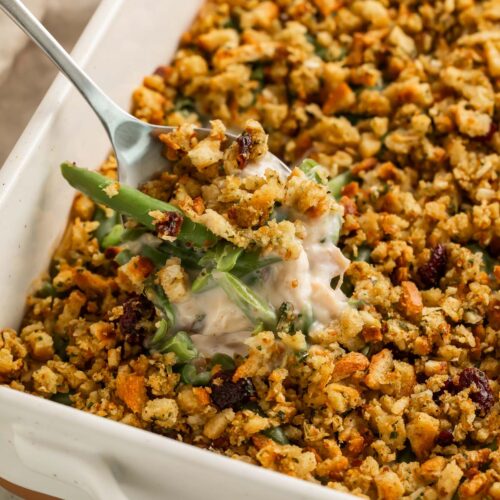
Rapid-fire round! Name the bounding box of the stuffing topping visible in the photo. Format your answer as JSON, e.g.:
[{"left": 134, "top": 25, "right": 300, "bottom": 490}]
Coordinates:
[{"left": 3, "top": 1, "right": 500, "bottom": 498}]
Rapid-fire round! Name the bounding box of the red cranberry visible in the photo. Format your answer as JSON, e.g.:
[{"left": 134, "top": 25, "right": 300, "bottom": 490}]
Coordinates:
[
  {"left": 435, "top": 430, "right": 454, "bottom": 446},
  {"left": 418, "top": 244, "right": 447, "bottom": 289},
  {"left": 210, "top": 371, "right": 255, "bottom": 410}
]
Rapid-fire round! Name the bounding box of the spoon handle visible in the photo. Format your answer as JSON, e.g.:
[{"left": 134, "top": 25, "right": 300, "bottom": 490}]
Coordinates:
[{"left": 0, "top": 0, "right": 126, "bottom": 133}]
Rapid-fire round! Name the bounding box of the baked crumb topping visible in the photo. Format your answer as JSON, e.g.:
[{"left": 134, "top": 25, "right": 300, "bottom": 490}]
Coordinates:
[{"left": 2, "top": 1, "right": 500, "bottom": 498}]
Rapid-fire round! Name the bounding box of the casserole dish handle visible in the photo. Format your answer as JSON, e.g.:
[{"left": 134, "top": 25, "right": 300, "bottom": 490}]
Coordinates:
[{"left": 13, "top": 424, "right": 129, "bottom": 500}]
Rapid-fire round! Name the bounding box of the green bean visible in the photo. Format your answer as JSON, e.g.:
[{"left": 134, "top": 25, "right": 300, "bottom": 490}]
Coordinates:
[
  {"left": 252, "top": 321, "right": 265, "bottom": 335},
  {"left": 116, "top": 233, "right": 199, "bottom": 273},
  {"left": 397, "top": 447, "right": 416, "bottom": 463},
  {"left": 348, "top": 299, "right": 366, "bottom": 309},
  {"left": 262, "top": 426, "right": 289, "bottom": 445},
  {"left": 276, "top": 302, "right": 295, "bottom": 333},
  {"left": 35, "top": 281, "right": 57, "bottom": 298},
  {"left": 149, "top": 319, "right": 169, "bottom": 350},
  {"left": 144, "top": 283, "right": 175, "bottom": 326},
  {"left": 181, "top": 365, "right": 211, "bottom": 386},
  {"left": 327, "top": 170, "right": 353, "bottom": 200},
  {"left": 276, "top": 302, "right": 310, "bottom": 359},
  {"left": 52, "top": 335, "right": 69, "bottom": 361},
  {"left": 114, "top": 249, "right": 133, "bottom": 266},
  {"left": 360, "top": 345, "right": 371, "bottom": 356},
  {"left": 50, "top": 392, "right": 73, "bottom": 406},
  {"left": 241, "top": 401, "right": 266, "bottom": 416},
  {"left": 149, "top": 319, "right": 196, "bottom": 365},
  {"left": 298, "top": 158, "right": 325, "bottom": 185},
  {"left": 157, "top": 331, "right": 198, "bottom": 362},
  {"left": 49, "top": 259, "right": 60, "bottom": 279},
  {"left": 231, "top": 253, "right": 281, "bottom": 280},
  {"left": 213, "top": 271, "right": 276, "bottom": 327},
  {"left": 340, "top": 276, "right": 354, "bottom": 297},
  {"left": 191, "top": 269, "right": 212, "bottom": 293},
  {"left": 124, "top": 237, "right": 196, "bottom": 271},
  {"left": 193, "top": 243, "right": 244, "bottom": 293},
  {"left": 101, "top": 224, "right": 125, "bottom": 249},
  {"left": 251, "top": 63, "right": 265, "bottom": 87},
  {"left": 140, "top": 245, "right": 168, "bottom": 268},
  {"left": 354, "top": 245, "right": 371, "bottom": 262},
  {"left": 93, "top": 206, "right": 120, "bottom": 245},
  {"left": 192, "top": 253, "right": 281, "bottom": 294},
  {"left": 331, "top": 213, "right": 342, "bottom": 246},
  {"left": 191, "top": 249, "right": 281, "bottom": 293},
  {"left": 296, "top": 349, "right": 309, "bottom": 362},
  {"left": 198, "top": 243, "right": 243, "bottom": 272},
  {"left": 216, "top": 245, "right": 244, "bottom": 272},
  {"left": 209, "top": 353, "right": 236, "bottom": 371},
  {"left": 159, "top": 242, "right": 202, "bottom": 270},
  {"left": 298, "top": 306, "right": 313, "bottom": 335},
  {"left": 120, "top": 227, "right": 149, "bottom": 242},
  {"left": 61, "top": 163, "right": 217, "bottom": 247},
  {"left": 198, "top": 250, "right": 218, "bottom": 268},
  {"left": 175, "top": 96, "right": 197, "bottom": 114},
  {"left": 467, "top": 244, "right": 497, "bottom": 277},
  {"left": 193, "top": 245, "right": 280, "bottom": 294},
  {"left": 486, "top": 441, "right": 498, "bottom": 451}
]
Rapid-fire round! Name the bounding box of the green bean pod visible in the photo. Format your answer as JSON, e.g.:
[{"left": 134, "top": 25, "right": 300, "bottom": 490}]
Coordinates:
[
  {"left": 262, "top": 426, "right": 289, "bottom": 445},
  {"left": 157, "top": 331, "right": 198, "bottom": 362},
  {"left": 328, "top": 170, "right": 353, "bottom": 200},
  {"left": 181, "top": 365, "right": 211, "bottom": 386},
  {"left": 213, "top": 271, "right": 276, "bottom": 327},
  {"left": 61, "top": 163, "right": 217, "bottom": 247}
]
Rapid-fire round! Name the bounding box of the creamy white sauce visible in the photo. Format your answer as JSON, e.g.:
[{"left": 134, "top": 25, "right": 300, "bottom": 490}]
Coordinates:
[
  {"left": 174, "top": 286, "right": 252, "bottom": 355},
  {"left": 123, "top": 233, "right": 162, "bottom": 254},
  {"left": 166, "top": 152, "right": 349, "bottom": 355},
  {"left": 190, "top": 331, "right": 250, "bottom": 357},
  {"left": 172, "top": 212, "right": 350, "bottom": 356},
  {"left": 175, "top": 287, "right": 252, "bottom": 337},
  {"left": 241, "top": 152, "right": 290, "bottom": 182},
  {"left": 259, "top": 214, "right": 349, "bottom": 326}
]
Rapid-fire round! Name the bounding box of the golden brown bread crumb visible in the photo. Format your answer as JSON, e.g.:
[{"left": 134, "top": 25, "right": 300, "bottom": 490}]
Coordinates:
[{"left": 2, "top": 1, "right": 500, "bottom": 498}]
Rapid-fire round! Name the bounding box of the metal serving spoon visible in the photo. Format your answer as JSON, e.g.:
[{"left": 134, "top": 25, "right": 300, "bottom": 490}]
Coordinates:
[{"left": 0, "top": 0, "right": 290, "bottom": 187}]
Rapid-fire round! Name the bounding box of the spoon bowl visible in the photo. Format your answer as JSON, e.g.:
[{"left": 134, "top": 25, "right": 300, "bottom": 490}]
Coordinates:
[{"left": 112, "top": 118, "right": 291, "bottom": 188}]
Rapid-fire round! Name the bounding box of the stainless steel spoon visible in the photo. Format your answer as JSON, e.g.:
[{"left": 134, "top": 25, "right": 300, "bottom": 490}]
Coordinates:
[{"left": 0, "top": 0, "right": 290, "bottom": 187}]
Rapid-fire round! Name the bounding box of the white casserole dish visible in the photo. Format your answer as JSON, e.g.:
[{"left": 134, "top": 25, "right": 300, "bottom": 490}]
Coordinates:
[{"left": 0, "top": 1, "right": 357, "bottom": 498}]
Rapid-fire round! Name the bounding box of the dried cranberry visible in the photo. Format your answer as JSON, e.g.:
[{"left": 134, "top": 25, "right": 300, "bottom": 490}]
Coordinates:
[
  {"left": 119, "top": 294, "right": 154, "bottom": 345},
  {"left": 435, "top": 430, "right": 454, "bottom": 447},
  {"left": 442, "top": 377, "right": 458, "bottom": 394},
  {"left": 418, "top": 244, "right": 447, "bottom": 289},
  {"left": 390, "top": 267, "right": 402, "bottom": 286},
  {"left": 209, "top": 371, "right": 255, "bottom": 410},
  {"left": 489, "top": 236, "right": 500, "bottom": 259},
  {"left": 153, "top": 66, "right": 168, "bottom": 78},
  {"left": 154, "top": 212, "right": 184, "bottom": 239},
  {"left": 104, "top": 247, "right": 120, "bottom": 259},
  {"left": 211, "top": 436, "right": 230, "bottom": 448},
  {"left": 236, "top": 132, "right": 252, "bottom": 169},
  {"left": 459, "top": 367, "right": 494, "bottom": 416},
  {"left": 438, "top": 367, "right": 494, "bottom": 416}
]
